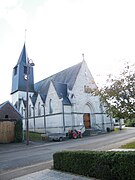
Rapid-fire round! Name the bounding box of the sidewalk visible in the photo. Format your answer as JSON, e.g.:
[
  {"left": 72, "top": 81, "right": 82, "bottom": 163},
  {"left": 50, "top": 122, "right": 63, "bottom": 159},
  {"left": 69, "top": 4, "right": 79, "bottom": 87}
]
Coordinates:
[{"left": 13, "top": 169, "right": 96, "bottom": 180}]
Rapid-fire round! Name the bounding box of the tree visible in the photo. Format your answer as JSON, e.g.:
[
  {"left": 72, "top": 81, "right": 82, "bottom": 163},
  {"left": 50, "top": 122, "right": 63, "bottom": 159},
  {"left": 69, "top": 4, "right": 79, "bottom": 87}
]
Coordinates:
[{"left": 92, "top": 63, "right": 135, "bottom": 120}]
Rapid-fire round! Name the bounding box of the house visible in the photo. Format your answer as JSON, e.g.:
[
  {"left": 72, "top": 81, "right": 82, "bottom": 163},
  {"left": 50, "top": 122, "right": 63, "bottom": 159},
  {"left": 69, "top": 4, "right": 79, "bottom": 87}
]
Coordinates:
[
  {"left": 11, "top": 44, "right": 113, "bottom": 134},
  {"left": 0, "top": 101, "right": 22, "bottom": 143}
]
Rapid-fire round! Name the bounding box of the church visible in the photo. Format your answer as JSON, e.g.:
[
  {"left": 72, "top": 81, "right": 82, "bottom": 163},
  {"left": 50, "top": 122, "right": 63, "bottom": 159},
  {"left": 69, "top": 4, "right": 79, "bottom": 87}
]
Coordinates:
[{"left": 11, "top": 44, "right": 113, "bottom": 134}]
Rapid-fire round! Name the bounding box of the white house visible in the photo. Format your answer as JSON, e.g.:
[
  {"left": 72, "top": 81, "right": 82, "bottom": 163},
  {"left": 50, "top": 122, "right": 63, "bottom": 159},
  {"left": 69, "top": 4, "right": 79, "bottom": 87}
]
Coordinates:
[{"left": 11, "top": 44, "right": 113, "bottom": 134}]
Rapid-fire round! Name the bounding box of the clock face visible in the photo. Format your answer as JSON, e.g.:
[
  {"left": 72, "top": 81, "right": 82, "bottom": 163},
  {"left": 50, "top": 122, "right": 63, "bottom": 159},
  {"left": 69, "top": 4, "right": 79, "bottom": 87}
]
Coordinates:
[{"left": 24, "top": 74, "right": 28, "bottom": 80}]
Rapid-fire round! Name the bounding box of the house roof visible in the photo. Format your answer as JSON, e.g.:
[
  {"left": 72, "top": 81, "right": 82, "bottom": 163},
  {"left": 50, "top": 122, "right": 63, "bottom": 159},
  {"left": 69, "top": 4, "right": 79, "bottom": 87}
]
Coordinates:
[
  {"left": 34, "top": 61, "right": 83, "bottom": 96},
  {"left": 0, "top": 101, "right": 22, "bottom": 120}
]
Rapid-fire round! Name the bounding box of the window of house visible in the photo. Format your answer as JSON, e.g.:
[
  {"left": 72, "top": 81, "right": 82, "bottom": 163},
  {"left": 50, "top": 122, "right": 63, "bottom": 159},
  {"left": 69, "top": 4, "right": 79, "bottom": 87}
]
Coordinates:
[
  {"left": 5, "top": 115, "right": 8, "bottom": 118},
  {"left": 49, "top": 99, "right": 53, "bottom": 114},
  {"left": 38, "top": 102, "right": 41, "bottom": 116}
]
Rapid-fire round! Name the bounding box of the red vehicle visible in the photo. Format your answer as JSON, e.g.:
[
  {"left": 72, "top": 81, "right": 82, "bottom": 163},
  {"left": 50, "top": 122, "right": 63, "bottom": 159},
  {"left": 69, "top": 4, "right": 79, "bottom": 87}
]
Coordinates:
[{"left": 68, "top": 129, "right": 82, "bottom": 139}]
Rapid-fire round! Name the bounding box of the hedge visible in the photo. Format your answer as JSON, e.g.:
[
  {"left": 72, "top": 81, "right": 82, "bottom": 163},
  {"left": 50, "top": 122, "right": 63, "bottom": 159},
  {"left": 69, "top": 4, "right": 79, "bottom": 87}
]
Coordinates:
[
  {"left": 53, "top": 151, "right": 135, "bottom": 180},
  {"left": 14, "top": 120, "right": 23, "bottom": 142}
]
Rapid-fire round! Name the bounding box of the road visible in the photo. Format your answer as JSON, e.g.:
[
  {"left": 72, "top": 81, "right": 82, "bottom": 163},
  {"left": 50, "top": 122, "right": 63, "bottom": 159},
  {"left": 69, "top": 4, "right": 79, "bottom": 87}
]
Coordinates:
[{"left": 0, "top": 127, "right": 135, "bottom": 179}]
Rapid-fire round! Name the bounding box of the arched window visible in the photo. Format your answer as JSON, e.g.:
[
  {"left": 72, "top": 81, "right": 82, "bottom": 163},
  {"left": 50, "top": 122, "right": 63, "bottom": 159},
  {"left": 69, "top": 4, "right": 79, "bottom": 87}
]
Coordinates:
[
  {"left": 21, "top": 107, "right": 23, "bottom": 116},
  {"left": 49, "top": 99, "right": 53, "bottom": 114},
  {"left": 38, "top": 102, "right": 41, "bottom": 116},
  {"left": 29, "top": 104, "right": 31, "bottom": 117}
]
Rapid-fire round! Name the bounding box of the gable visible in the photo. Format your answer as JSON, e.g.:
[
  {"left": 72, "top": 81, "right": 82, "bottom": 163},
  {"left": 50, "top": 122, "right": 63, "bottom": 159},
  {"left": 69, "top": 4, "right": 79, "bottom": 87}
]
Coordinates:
[
  {"left": 0, "top": 101, "right": 22, "bottom": 120},
  {"left": 35, "top": 94, "right": 44, "bottom": 107},
  {"left": 45, "top": 82, "right": 62, "bottom": 114},
  {"left": 72, "top": 60, "right": 97, "bottom": 92},
  {"left": 47, "top": 81, "right": 60, "bottom": 100}
]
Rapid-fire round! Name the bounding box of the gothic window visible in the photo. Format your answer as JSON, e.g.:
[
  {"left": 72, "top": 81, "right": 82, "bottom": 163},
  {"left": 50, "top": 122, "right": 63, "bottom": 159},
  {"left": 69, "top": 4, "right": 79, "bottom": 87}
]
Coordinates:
[
  {"left": 49, "top": 99, "right": 53, "bottom": 114},
  {"left": 38, "top": 102, "right": 41, "bottom": 116},
  {"left": 21, "top": 107, "right": 23, "bottom": 116},
  {"left": 29, "top": 104, "right": 31, "bottom": 117}
]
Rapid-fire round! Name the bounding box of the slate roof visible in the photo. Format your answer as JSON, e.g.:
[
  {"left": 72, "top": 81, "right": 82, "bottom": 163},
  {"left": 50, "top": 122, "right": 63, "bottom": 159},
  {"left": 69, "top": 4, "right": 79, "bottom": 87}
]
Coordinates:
[
  {"left": 34, "top": 61, "right": 83, "bottom": 96},
  {"left": 53, "top": 82, "right": 67, "bottom": 98},
  {"left": 53, "top": 82, "right": 71, "bottom": 105},
  {"left": 30, "top": 93, "right": 46, "bottom": 107},
  {"left": 17, "top": 43, "right": 27, "bottom": 65},
  {"left": 34, "top": 61, "right": 83, "bottom": 105},
  {"left": 11, "top": 43, "right": 35, "bottom": 94}
]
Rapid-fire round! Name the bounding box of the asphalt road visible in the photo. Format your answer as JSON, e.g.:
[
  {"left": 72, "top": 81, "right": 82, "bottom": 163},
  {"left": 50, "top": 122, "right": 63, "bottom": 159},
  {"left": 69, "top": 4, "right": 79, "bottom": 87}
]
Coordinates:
[{"left": 0, "top": 127, "right": 135, "bottom": 179}]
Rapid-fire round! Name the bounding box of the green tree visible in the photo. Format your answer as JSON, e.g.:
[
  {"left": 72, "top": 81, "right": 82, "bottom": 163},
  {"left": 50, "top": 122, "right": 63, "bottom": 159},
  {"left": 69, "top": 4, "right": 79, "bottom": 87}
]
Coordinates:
[{"left": 92, "top": 63, "right": 135, "bottom": 120}]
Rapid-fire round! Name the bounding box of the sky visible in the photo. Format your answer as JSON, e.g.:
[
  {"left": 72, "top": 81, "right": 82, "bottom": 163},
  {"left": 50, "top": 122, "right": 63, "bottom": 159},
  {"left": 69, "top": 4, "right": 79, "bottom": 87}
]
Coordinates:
[{"left": 0, "top": 0, "right": 135, "bottom": 103}]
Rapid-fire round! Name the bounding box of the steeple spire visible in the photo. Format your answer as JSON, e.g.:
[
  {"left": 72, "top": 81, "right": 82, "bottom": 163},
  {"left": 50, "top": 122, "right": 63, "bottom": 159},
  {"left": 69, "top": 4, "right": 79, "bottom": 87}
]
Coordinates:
[
  {"left": 82, "top": 53, "right": 85, "bottom": 61},
  {"left": 11, "top": 44, "right": 35, "bottom": 102},
  {"left": 17, "top": 43, "right": 27, "bottom": 65}
]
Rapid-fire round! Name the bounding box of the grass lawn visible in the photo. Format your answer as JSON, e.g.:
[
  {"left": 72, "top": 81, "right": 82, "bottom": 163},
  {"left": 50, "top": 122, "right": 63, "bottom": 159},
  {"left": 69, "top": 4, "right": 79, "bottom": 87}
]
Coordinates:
[
  {"left": 121, "top": 141, "right": 135, "bottom": 149},
  {"left": 24, "top": 131, "right": 42, "bottom": 141}
]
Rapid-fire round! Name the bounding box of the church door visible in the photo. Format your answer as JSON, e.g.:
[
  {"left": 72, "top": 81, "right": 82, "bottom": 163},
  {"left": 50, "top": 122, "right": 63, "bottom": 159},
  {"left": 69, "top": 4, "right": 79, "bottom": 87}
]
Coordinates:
[{"left": 83, "top": 113, "right": 90, "bottom": 129}]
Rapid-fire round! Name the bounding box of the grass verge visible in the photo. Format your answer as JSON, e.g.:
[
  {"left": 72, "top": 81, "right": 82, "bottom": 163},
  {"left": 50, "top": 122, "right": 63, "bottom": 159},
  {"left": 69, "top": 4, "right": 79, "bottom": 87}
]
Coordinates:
[
  {"left": 24, "top": 131, "right": 42, "bottom": 141},
  {"left": 121, "top": 141, "right": 135, "bottom": 149}
]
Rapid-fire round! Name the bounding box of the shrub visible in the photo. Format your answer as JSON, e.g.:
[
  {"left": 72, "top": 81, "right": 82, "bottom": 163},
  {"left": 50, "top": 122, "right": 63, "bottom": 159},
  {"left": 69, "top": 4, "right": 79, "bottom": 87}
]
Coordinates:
[
  {"left": 53, "top": 151, "right": 135, "bottom": 180},
  {"left": 14, "top": 120, "right": 23, "bottom": 142},
  {"left": 125, "top": 119, "right": 135, "bottom": 127}
]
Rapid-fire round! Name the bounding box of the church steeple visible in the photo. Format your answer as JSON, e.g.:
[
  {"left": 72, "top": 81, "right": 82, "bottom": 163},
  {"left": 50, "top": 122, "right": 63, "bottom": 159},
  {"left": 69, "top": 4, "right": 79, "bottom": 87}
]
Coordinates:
[
  {"left": 11, "top": 43, "right": 35, "bottom": 106},
  {"left": 17, "top": 43, "right": 27, "bottom": 65}
]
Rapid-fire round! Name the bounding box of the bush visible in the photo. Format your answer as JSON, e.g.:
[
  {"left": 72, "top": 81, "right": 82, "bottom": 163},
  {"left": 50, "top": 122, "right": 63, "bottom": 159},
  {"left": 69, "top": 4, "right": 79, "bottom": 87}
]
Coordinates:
[
  {"left": 14, "top": 120, "right": 23, "bottom": 142},
  {"left": 125, "top": 119, "right": 135, "bottom": 127},
  {"left": 53, "top": 151, "right": 135, "bottom": 180}
]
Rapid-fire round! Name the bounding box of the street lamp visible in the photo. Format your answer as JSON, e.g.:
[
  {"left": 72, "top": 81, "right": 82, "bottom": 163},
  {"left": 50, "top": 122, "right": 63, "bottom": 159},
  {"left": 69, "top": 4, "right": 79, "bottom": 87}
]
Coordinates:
[{"left": 26, "top": 58, "right": 35, "bottom": 145}]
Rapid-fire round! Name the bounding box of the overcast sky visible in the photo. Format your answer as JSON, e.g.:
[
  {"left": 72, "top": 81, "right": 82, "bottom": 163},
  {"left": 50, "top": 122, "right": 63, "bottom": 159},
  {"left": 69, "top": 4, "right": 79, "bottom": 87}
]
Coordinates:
[{"left": 0, "top": 0, "right": 135, "bottom": 103}]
